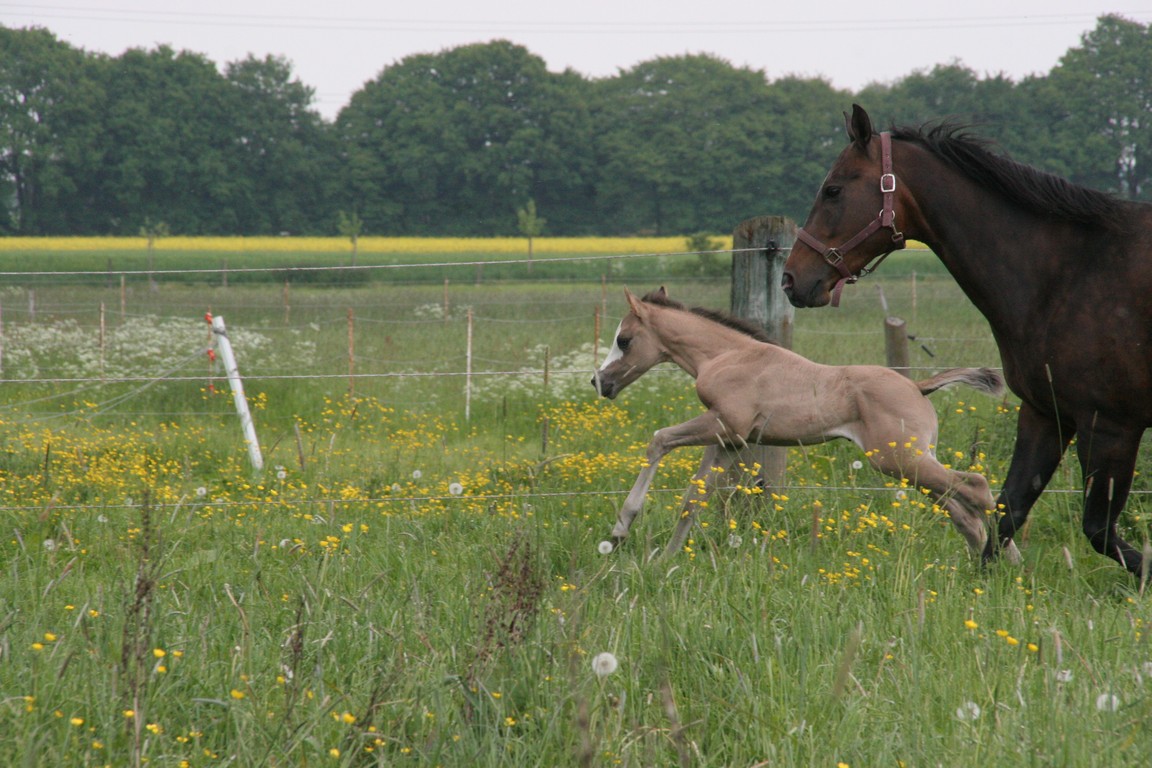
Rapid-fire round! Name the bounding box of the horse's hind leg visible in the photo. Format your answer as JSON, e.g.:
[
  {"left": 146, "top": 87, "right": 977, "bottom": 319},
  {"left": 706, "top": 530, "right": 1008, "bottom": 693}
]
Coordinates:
[{"left": 1076, "top": 422, "right": 1144, "bottom": 576}]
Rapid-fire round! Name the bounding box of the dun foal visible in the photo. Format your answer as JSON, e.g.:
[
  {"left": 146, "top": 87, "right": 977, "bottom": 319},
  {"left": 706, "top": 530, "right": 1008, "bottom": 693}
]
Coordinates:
[{"left": 592, "top": 287, "right": 1015, "bottom": 560}]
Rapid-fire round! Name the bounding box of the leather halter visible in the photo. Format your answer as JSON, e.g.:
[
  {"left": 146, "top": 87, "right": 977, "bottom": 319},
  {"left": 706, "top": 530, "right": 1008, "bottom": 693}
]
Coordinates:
[{"left": 796, "top": 131, "right": 906, "bottom": 306}]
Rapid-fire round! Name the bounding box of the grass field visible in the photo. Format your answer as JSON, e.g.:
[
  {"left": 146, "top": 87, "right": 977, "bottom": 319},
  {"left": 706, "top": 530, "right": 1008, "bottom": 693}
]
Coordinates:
[{"left": 2, "top": 240, "right": 1151, "bottom": 766}]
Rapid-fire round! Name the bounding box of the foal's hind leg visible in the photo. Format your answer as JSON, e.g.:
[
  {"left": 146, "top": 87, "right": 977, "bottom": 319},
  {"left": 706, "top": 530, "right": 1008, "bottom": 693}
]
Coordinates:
[
  {"left": 664, "top": 445, "right": 741, "bottom": 557},
  {"left": 871, "top": 449, "right": 1012, "bottom": 561}
]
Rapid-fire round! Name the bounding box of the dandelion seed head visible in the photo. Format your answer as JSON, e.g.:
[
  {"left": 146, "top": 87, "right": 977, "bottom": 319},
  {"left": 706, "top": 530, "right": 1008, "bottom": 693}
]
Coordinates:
[
  {"left": 43, "top": 539, "right": 57, "bottom": 552},
  {"left": 412, "top": 470, "right": 423, "bottom": 480},
  {"left": 851, "top": 460, "right": 863, "bottom": 470},
  {"left": 1095, "top": 693, "right": 1120, "bottom": 712},
  {"left": 955, "top": 701, "right": 981, "bottom": 721},
  {"left": 448, "top": 482, "right": 463, "bottom": 496},
  {"left": 598, "top": 540, "right": 614, "bottom": 555},
  {"left": 1055, "top": 669, "right": 1073, "bottom": 683},
  {"left": 591, "top": 652, "right": 619, "bottom": 677}
]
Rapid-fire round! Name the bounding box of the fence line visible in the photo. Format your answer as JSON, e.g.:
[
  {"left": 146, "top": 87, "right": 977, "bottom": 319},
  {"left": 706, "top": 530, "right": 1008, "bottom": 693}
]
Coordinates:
[
  {"left": 1, "top": 482, "right": 1145, "bottom": 515},
  {"left": 0, "top": 246, "right": 761, "bottom": 279}
]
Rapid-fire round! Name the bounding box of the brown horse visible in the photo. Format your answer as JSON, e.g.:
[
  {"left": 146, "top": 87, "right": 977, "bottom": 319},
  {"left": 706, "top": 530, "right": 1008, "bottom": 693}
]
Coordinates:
[
  {"left": 782, "top": 104, "right": 1152, "bottom": 578},
  {"left": 592, "top": 287, "right": 1011, "bottom": 559}
]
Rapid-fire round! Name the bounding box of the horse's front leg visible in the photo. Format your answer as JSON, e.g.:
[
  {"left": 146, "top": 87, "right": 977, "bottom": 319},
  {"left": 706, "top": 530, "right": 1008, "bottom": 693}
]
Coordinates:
[
  {"left": 611, "top": 411, "right": 736, "bottom": 544},
  {"left": 983, "top": 402, "right": 1070, "bottom": 565}
]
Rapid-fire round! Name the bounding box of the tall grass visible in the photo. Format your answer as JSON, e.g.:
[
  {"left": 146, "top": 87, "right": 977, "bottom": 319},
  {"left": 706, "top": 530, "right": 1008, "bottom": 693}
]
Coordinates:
[{"left": 1, "top": 244, "right": 1151, "bottom": 766}]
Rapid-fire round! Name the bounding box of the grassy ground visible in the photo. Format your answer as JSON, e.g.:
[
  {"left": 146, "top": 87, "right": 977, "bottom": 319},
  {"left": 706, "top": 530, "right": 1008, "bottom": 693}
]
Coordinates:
[{"left": 1, "top": 243, "right": 1151, "bottom": 766}]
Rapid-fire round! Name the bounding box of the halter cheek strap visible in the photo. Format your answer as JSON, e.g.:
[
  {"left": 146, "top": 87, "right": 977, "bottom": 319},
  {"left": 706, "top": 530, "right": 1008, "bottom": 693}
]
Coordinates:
[{"left": 796, "top": 131, "right": 906, "bottom": 306}]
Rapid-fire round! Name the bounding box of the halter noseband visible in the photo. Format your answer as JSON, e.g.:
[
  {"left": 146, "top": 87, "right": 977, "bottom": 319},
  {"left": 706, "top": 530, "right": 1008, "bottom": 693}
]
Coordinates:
[{"left": 796, "top": 131, "right": 906, "bottom": 306}]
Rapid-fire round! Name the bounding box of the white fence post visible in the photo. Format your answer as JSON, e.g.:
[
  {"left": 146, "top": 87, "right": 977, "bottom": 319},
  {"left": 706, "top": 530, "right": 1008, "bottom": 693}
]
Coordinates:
[
  {"left": 465, "top": 308, "right": 473, "bottom": 421},
  {"left": 211, "top": 315, "right": 265, "bottom": 472}
]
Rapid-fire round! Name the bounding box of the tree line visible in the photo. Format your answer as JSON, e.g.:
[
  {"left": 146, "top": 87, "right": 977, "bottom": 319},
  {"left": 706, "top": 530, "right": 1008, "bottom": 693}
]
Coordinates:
[{"left": 1, "top": 14, "right": 1148, "bottom": 238}]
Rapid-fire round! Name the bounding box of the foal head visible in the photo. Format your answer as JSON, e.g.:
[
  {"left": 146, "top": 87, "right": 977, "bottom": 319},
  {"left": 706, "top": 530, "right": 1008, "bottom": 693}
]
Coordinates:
[{"left": 592, "top": 288, "right": 671, "bottom": 399}]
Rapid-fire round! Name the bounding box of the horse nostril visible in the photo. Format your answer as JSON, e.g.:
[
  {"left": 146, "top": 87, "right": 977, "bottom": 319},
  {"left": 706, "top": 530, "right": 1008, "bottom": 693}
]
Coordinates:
[{"left": 781, "top": 272, "right": 795, "bottom": 292}]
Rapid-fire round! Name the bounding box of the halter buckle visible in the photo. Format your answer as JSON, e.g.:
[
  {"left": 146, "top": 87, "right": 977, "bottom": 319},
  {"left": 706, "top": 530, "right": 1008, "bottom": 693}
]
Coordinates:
[
  {"left": 824, "top": 248, "right": 844, "bottom": 266},
  {"left": 880, "top": 173, "right": 896, "bottom": 193}
]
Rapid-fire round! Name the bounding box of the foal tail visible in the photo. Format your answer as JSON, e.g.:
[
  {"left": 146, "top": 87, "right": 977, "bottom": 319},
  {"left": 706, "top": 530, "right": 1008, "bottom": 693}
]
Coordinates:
[{"left": 916, "top": 367, "right": 1005, "bottom": 397}]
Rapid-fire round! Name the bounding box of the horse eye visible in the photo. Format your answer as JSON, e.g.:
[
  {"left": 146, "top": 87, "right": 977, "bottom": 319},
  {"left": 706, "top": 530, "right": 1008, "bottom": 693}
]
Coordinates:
[
  {"left": 617, "top": 336, "right": 631, "bottom": 351},
  {"left": 823, "top": 185, "right": 842, "bottom": 199}
]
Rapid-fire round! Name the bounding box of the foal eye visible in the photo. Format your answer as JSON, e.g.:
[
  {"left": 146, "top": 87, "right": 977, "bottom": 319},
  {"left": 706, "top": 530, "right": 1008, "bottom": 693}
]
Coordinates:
[
  {"left": 822, "top": 185, "right": 842, "bottom": 200},
  {"left": 616, "top": 336, "right": 631, "bottom": 351}
]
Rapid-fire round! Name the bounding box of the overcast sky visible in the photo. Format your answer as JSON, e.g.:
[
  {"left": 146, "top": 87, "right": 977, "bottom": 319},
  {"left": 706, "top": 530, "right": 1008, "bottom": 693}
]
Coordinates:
[{"left": 5, "top": 1, "right": 1148, "bottom": 119}]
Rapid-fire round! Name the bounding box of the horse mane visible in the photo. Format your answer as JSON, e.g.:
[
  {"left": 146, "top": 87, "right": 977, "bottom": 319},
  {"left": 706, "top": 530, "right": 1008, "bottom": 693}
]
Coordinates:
[
  {"left": 640, "top": 289, "right": 775, "bottom": 344},
  {"left": 890, "top": 122, "right": 1131, "bottom": 230}
]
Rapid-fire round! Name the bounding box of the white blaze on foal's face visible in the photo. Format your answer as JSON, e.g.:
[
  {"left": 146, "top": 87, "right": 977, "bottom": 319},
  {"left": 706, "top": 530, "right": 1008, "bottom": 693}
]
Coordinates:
[{"left": 599, "top": 321, "right": 625, "bottom": 371}]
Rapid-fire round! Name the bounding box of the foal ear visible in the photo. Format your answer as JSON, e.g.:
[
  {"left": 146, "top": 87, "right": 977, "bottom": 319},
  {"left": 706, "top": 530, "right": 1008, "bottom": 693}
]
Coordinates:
[
  {"left": 624, "top": 288, "right": 648, "bottom": 319},
  {"left": 845, "top": 104, "right": 874, "bottom": 149}
]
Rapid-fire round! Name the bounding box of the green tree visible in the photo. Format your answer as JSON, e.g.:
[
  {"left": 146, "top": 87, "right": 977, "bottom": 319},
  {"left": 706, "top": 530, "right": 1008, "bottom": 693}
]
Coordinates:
[
  {"left": 92, "top": 45, "right": 241, "bottom": 234},
  {"left": 225, "top": 54, "right": 336, "bottom": 234},
  {"left": 0, "top": 26, "right": 104, "bottom": 234},
  {"left": 336, "top": 209, "right": 363, "bottom": 263},
  {"left": 858, "top": 63, "right": 1023, "bottom": 139},
  {"left": 592, "top": 56, "right": 845, "bottom": 234},
  {"left": 1031, "top": 14, "right": 1152, "bottom": 199},
  {"left": 516, "top": 199, "right": 545, "bottom": 259},
  {"left": 337, "top": 41, "right": 596, "bottom": 235},
  {"left": 139, "top": 217, "right": 169, "bottom": 289}
]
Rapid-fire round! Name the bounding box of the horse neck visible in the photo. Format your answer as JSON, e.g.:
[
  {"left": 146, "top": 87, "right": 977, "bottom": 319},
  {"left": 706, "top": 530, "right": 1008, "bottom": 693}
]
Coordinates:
[
  {"left": 897, "top": 143, "right": 1077, "bottom": 330},
  {"left": 648, "top": 307, "right": 759, "bottom": 377}
]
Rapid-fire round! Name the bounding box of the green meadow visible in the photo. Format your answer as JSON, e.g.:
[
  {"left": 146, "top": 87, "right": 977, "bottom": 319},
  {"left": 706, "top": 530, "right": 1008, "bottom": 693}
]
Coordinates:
[{"left": 2, "top": 243, "right": 1151, "bottom": 767}]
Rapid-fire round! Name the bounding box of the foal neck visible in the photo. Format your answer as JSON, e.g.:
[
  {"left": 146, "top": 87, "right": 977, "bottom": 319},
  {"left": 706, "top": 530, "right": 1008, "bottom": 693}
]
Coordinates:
[{"left": 648, "top": 304, "right": 764, "bottom": 375}]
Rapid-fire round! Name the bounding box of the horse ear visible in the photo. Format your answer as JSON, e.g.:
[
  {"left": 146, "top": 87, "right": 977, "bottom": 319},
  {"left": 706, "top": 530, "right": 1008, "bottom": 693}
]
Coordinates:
[
  {"left": 654, "top": 286, "right": 668, "bottom": 300},
  {"left": 624, "top": 288, "right": 648, "bottom": 319},
  {"left": 845, "top": 104, "right": 874, "bottom": 149}
]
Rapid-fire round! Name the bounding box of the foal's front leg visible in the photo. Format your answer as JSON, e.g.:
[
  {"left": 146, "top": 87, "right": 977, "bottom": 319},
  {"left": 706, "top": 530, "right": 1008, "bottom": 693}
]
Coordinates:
[{"left": 611, "top": 411, "right": 737, "bottom": 545}]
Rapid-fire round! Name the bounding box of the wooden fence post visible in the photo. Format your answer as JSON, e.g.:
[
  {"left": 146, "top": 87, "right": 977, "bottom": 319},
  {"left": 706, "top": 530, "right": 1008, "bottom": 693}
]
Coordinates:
[
  {"left": 731, "top": 215, "right": 796, "bottom": 347},
  {"left": 730, "top": 215, "right": 797, "bottom": 488},
  {"left": 885, "top": 316, "right": 910, "bottom": 377}
]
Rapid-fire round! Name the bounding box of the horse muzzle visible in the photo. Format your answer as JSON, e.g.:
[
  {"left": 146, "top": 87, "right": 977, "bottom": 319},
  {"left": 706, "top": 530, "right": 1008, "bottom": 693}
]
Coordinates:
[{"left": 781, "top": 271, "right": 831, "bottom": 308}]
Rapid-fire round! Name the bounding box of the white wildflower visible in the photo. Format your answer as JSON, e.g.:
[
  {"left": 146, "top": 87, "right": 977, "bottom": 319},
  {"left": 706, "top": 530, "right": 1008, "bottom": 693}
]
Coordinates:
[
  {"left": 591, "top": 652, "right": 619, "bottom": 678},
  {"left": 1095, "top": 693, "right": 1120, "bottom": 712},
  {"left": 955, "top": 701, "right": 981, "bottom": 721}
]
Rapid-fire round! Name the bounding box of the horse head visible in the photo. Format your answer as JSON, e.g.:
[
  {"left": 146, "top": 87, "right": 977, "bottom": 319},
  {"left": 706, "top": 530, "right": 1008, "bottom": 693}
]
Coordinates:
[
  {"left": 782, "top": 104, "right": 907, "bottom": 307},
  {"left": 591, "top": 287, "right": 670, "bottom": 399}
]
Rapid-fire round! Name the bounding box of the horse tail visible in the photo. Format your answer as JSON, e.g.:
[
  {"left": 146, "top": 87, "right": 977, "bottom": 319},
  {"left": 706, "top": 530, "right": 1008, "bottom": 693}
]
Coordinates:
[{"left": 915, "top": 367, "right": 1005, "bottom": 397}]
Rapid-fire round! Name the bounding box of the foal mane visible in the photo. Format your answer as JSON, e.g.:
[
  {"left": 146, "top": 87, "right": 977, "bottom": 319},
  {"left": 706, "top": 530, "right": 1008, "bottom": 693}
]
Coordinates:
[
  {"left": 890, "top": 122, "right": 1131, "bottom": 230},
  {"left": 640, "top": 289, "right": 775, "bottom": 344}
]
